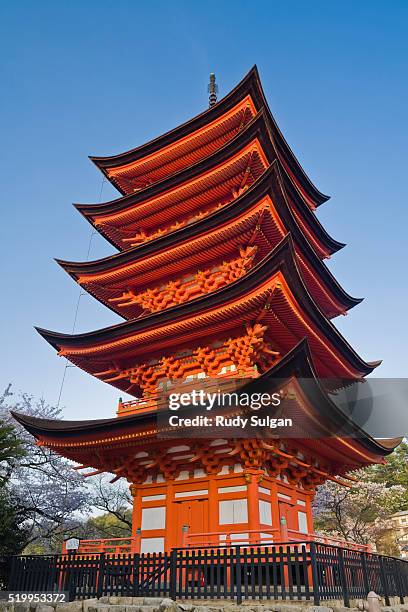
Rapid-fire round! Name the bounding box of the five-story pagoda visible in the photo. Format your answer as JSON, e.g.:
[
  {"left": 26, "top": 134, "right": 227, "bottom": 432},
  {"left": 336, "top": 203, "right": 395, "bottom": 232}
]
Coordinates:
[{"left": 13, "top": 67, "right": 399, "bottom": 554}]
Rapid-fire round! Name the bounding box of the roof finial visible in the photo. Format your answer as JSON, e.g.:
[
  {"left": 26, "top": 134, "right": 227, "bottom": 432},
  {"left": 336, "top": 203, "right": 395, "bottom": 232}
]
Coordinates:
[{"left": 207, "top": 73, "right": 218, "bottom": 107}]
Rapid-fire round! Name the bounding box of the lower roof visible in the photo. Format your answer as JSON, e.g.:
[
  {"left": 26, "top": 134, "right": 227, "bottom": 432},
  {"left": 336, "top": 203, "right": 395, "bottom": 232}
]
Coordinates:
[{"left": 11, "top": 340, "right": 400, "bottom": 467}]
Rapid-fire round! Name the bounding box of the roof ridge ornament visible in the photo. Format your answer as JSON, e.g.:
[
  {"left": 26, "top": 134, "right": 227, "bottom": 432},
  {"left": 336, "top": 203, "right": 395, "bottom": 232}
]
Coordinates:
[{"left": 208, "top": 73, "right": 218, "bottom": 107}]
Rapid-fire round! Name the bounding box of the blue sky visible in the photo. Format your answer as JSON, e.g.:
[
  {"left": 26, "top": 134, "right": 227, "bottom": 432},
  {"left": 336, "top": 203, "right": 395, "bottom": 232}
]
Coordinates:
[{"left": 1, "top": 0, "right": 407, "bottom": 420}]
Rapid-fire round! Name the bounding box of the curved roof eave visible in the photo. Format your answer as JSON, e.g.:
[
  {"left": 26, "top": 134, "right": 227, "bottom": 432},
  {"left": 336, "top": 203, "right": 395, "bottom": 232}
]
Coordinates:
[
  {"left": 89, "top": 65, "right": 329, "bottom": 206},
  {"left": 10, "top": 340, "right": 397, "bottom": 457},
  {"left": 36, "top": 234, "right": 378, "bottom": 377},
  {"left": 57, "top": 163, "right": 361, "bottom": 317},
  {"left": 75, "top": 112, "right": 341, "bottom": 254},
  {"left": 75, "top": 110, "right": 276, "bottom": 217},
  {"left": 89, "top": 66, "right": 261, "bottom": 169},
  {"left": 251, "top": 339, "right": 399, "bottom": 457},
  {"left": 250, "top": 66, "right": 329, "bottom": 206}
]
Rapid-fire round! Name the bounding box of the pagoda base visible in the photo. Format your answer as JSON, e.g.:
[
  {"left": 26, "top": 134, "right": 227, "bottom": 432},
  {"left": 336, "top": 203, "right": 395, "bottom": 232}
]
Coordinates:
[{"left": 130, "top": 462, "right": 314, "bottom": 553}]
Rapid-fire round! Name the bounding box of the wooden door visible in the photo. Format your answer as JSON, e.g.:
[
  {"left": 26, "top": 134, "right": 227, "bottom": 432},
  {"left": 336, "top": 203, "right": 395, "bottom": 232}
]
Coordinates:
[{"left": 174, "top": 498, "right": 209, "bottom": 546}]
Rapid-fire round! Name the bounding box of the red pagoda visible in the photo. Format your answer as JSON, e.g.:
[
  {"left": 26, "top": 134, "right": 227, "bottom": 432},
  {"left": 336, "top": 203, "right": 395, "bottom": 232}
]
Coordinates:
[{"left": 14, "top": 67, "right": 399, "bottom": 555}]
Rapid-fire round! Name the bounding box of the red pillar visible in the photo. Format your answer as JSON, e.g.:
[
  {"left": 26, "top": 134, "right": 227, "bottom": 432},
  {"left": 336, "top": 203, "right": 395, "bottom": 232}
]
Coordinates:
[
  {"left": 165, "top": 479, "right": 175, "bottom": 551},
  {"left": 208, "top": 472, "right": 219, "bottom": 546},
  {"left": 245, "top": 468, "right": 263, "bottom": 544},
  {"left": 130, "top": 484, "right": 142, "bottom": 552}
]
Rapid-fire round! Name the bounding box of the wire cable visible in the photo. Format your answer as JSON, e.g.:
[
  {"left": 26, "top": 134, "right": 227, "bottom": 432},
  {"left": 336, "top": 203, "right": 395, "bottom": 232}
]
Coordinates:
[{"left": 56, "top": 178, "right": 106, "bottom": 408}]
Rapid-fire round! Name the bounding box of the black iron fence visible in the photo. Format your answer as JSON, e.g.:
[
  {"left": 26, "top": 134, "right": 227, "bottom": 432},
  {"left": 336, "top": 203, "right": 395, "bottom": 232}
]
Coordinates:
[
  {"left": 0, "top": 558, "right": 11, "bottom": 591},
  {"left": 8, "top": 542, "right": 408, "bottom": 606}
]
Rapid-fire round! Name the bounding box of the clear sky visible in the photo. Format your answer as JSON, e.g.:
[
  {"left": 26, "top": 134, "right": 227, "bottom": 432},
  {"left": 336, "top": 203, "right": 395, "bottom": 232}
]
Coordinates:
[{"left": 1, "top": 0, "right": 407, "bottom": 420}]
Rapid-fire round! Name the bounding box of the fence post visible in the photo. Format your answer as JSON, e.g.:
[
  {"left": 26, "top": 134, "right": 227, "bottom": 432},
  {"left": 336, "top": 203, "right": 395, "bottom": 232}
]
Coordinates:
[
  {"left": 8, "top": 556, "right": 17, "bottom": 591},
  {"left": 235, "top": 545, "right": 242, "bottom": 605},
  {"left": 309, "top": 542, "right": 320, "bottom": 605},
  {"left": 394, "top": 558, "right": 404, "bottom": 604},
  {"left": 361, "top": 552, "right": 370, "bottom": 596},
  {"left": 337, "top": 547, "right": 350, "bottom": 608},
  {"left": 67, "top": 555, "right": 76, "bottom": 603},
  {"left": 96, "top": 553, "right": 105, "bottom": 600},
  {"left": 169, "top": 549, "right": 177, "bottom": 601},
  {"left": 378, "top": 556, "right": 390, "bottom": 606},
  {"left": 132, "top": 553, "right": 140, "bottom": 597},
  {"left": 47, "top": 555, "right": 58, "bottom": 593}
]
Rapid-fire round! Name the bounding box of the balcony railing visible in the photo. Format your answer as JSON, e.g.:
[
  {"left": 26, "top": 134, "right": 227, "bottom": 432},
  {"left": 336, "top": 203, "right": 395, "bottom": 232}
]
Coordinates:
[
  {"left": 63, "top": 528, "right": 372, "bottom": 555},
  {"left": 117, "top": 370, "right": 258, "bottom": 416}
]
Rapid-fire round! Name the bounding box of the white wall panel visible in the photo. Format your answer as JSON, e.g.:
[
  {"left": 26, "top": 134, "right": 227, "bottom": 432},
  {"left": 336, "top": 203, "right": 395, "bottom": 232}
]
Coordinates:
[
  {"left": 140, "top": 537, "right": 165, "bottom": 553},
  {"left": 219, "top": 499, "right": 248, "bottom": 524},
  {"left": 259, "top": 500, "right": 272, "bottom": 525},
  {"left": 141, "top": 506, "right": 166, "bottom": 530}
]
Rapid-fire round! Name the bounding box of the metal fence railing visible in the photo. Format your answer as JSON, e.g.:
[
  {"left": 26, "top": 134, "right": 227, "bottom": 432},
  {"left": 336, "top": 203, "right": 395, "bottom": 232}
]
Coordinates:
[
  {"left": 7, "top": 541, "right": 408, "bottom": 605},
  {"left": 0, "top": 558, "right": 11, "bottom": 591}
]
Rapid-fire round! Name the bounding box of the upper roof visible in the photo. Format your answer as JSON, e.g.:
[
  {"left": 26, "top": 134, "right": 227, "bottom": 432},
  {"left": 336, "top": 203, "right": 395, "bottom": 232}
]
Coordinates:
[
  {"left": 77, "top": 112, "right": 340, "bottom": 254},
  {"left": 90, "top": 66, "right": 329, "bottom": 207},
  {"left": 57, "top": 163, "right": 360, "bottom": 320}
]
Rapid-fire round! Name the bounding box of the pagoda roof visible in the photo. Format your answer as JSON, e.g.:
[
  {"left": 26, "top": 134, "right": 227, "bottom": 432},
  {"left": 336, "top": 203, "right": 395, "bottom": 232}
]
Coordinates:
[
  {"left": 77, "top": 112, "right": 341, "bottom": 255},
  {"left": 11, "top": 341, "right": 399, "bottom": 471},
  {"left": 89, "top": 66, "right": 328, "bottom": 207},
  {"left": 36, "top": 236, "right": 379, "bottom": 391},
  {"left": 57, "top": 163, "right": 361, "bottom": 320}
]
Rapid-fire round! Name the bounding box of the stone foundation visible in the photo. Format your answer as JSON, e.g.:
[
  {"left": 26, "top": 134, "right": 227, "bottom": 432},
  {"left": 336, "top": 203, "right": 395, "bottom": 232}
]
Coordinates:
[{"left": 1, "top": 598, "right": 407, "bottom": 612}]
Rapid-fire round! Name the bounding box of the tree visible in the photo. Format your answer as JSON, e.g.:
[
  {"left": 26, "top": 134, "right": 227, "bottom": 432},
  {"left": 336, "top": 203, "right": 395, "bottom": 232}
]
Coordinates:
[
  {"left": 88, "top": 474, "right": 132, "bottom": 534},
  {"left": 0, "top": 488, "right": 28, "bottom": 558},
  {"left": 77, "top": 512, "right": 132, "bottom": 541},
  {"left": 0, "top": 386, "right": 25, "bottom": 485},
  {"left": 0, "top": 385, "right": 90, "bottom": 553},
  {"left": 363, "top": 441, "right": 408, "bottom": 508},
  {"left": 0, "top": 397, "right": 28, "bottom": 557},
  {"left": 313, "top": 474, "right": 405, "bottom": 550},
  {"left": 313, "top": 441, "right": 408, "bottom": 552}
]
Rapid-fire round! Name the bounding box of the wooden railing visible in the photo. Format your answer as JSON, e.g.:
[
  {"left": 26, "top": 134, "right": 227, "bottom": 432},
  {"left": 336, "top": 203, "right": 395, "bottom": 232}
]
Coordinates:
[
  {"left": 287, "top": 528, "right": 373, "bottom": 552},
  {"left": 184, "top": 528, "right": 372, "bottom": 552},
  {"left": 70, "top": 528, "right": 372, "bottom": 555},
  {"left": 117, "top": 372, "right": 256, "bottom": 416},
  {"left": 63, "top": 537, "right": 137, "bottom": 555},
  {"left": 117, "top": 396, "right": 158, "bottom": 416},
  {"left": 184, "top": 528, "right": 279, "bottom": 547}
]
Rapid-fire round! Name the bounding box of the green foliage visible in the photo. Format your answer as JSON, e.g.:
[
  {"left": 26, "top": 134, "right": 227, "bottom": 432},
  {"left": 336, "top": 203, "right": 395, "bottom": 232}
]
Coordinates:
[
  {"left": 0, "top": 390, "right": 29, "bottom": 556},
  {"left": 375, "top": 528, "right": 400, "bottom": 557},
  {"left": 0, "top": 489, "right": 28, "bottom": 557},
  {"left": 77, "top": 511, "right": 132, "bottom": 540},
  {"left": 87, "top": 511, "right": 132, "bottom": 537},
  {"left": 0, "top": 418, "right": 25, "bottom": 486}
]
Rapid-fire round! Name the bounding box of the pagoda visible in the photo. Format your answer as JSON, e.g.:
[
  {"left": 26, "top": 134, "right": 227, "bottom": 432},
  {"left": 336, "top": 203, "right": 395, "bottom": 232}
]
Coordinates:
[{"left": 13, "top": 67, "right": 400, "bottom": 554}]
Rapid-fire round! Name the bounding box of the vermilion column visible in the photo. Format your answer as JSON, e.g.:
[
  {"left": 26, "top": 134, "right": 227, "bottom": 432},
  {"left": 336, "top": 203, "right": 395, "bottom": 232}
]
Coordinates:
[
  {"left": 305, "top": 490, "right": 315, "bottom": 535},
  {"left": 208, "top": 473, "right": 219, "bottom": 545},
  {"left": 269, "top": 479, "right": 281, "bottom": 541},
  {"left": 130, "top": 484, "right": 142, "bottom": 552},
  {"left": 244, "top": 468, "right": 263, "bottom": 543},
  {"left": 165, "top": 479, "right": 175, "bottom": 551}
]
